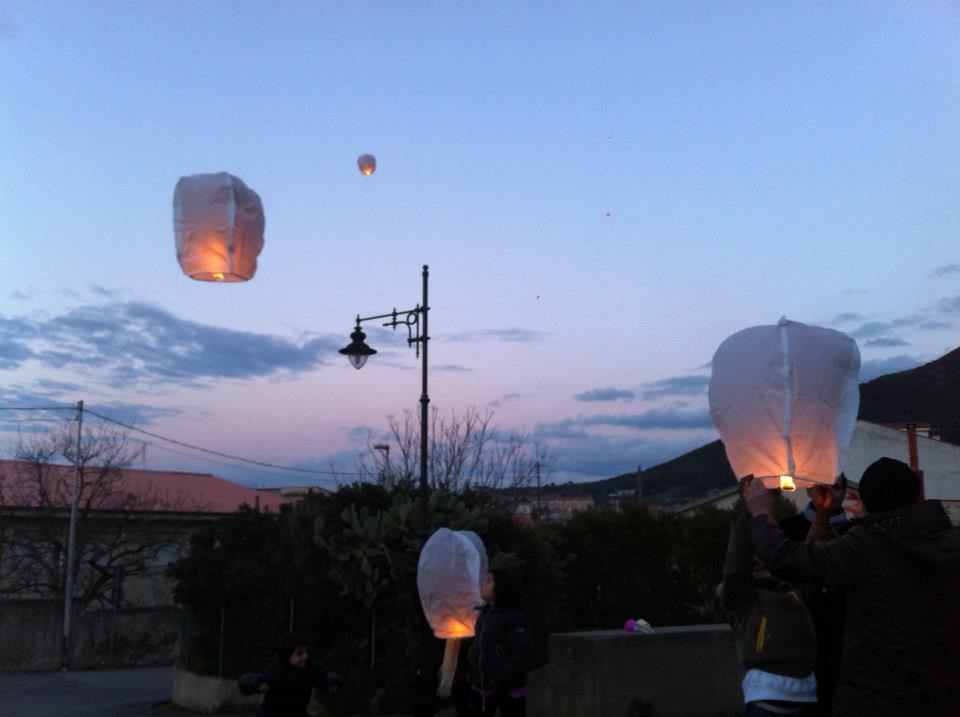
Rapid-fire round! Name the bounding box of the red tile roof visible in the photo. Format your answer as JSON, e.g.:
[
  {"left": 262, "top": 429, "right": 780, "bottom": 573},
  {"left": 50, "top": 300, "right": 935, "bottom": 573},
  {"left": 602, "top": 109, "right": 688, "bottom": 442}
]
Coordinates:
[{"left": 0, "top": 460, "right": 290, "bottom": 514}]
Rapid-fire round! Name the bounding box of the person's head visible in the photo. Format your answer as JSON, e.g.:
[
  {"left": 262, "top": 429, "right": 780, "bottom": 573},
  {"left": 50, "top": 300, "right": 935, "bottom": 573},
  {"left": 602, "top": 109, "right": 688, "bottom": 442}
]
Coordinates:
[
  {"left": 481, "top": 568, "right": 522, "bottom": 609},
  {"left": 275, "top": 634, "right": 309, "bottom": 668},
  {"left": 858, "top": 458, "right": 921, "bottom": 514}
]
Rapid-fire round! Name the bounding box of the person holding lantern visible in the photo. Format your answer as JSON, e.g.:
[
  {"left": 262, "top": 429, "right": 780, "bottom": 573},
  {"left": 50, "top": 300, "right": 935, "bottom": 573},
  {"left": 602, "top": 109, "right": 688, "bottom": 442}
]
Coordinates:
[
  {"left": 719, "top": 502, "right": 819, "bottom": 716},
  {"left": 466, "top": 568, "right": 533, "bottom": 716},
  {"left": 742, "top": 458, "right": 960, "bottom": 717},
  {"left": 778, "top": 475, "right": 849, "bottom": 717}
]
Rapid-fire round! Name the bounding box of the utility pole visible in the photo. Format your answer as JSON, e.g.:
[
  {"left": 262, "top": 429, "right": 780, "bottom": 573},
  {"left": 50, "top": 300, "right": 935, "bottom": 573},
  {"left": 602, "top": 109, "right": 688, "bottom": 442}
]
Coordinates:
[
  {"left": 636, "top": 465, "right": 643, "bottom": 504},
  {"left": 62, "top": 399, "right": 83, "bottom": 667},
  {"left": 535, "top": 459, "right": 542, "bottom": 523}
]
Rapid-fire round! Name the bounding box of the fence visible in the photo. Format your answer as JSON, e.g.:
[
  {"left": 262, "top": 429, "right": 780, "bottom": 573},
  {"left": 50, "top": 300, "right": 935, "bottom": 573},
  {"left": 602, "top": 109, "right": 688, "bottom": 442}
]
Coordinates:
[{"left": 0, "top": 598, "right": 180, "bottom": 670}]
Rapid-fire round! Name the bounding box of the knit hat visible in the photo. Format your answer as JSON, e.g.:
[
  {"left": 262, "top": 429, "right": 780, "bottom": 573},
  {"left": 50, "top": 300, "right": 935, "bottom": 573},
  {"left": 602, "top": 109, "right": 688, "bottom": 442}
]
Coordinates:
[{"left": 858, "top": 457, "right": 920, "bottom": 513}]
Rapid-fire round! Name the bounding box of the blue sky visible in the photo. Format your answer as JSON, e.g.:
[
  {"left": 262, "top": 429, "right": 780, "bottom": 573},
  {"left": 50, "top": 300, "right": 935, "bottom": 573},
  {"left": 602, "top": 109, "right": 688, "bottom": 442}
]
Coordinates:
[{"left": 1, "top": 3, "right": 958, "bottom": 486}]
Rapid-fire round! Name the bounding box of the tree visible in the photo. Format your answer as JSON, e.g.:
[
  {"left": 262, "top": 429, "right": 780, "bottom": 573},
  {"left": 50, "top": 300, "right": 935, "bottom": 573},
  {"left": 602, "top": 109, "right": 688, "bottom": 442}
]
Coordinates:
[
  {"left": 0, "top": 422, "right": 197, "bottom": 610},
  {"left": 359, "top": 406, "right": 549, "bottom": 495}
]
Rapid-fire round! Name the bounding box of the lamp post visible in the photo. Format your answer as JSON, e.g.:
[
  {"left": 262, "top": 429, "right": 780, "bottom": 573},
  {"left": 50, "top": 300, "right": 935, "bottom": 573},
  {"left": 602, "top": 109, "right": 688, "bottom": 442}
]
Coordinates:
[{"left": 340, "top": 265, "right": 430, "bottom": 531}]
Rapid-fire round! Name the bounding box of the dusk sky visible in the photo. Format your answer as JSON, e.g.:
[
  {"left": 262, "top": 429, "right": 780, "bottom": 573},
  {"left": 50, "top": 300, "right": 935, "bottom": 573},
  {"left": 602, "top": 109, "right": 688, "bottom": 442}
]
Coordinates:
[{"left": 1, "top": 3, "right": 958, "bottom": 487}]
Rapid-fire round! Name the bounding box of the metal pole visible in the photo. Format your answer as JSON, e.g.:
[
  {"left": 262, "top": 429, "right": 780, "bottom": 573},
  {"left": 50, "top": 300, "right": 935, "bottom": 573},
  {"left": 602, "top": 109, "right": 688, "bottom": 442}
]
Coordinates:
[
  {"left": 535, "top": 460, "right": 542, "bottom": 523},
  {"left": 218, "top": 604, "right": 225, "bottom": 678},
  {"left": 419, "top": 265, "right": 430, "bottom": 533},
  {"left": 62, "top": 399, "right": 83, "bottom": 666}
]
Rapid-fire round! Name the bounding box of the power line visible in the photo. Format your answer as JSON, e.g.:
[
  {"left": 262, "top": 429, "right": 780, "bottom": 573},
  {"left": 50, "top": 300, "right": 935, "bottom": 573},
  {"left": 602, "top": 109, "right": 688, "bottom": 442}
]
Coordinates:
[
  {"left": 83, "top": 408, "right": 365, "bottom": 477},
  {"left": 0, "top": 406, "right": 76, "bottom": 412}
]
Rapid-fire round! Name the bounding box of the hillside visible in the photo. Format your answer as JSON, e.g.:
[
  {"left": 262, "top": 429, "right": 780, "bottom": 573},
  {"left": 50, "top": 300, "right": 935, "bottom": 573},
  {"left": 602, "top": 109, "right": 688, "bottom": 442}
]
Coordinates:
[
  {"left": 858, "top": 346, "right": 960, "bottom": 445},
  {"left": 562, "top": 440, "right": 736, "bottom": 508}
]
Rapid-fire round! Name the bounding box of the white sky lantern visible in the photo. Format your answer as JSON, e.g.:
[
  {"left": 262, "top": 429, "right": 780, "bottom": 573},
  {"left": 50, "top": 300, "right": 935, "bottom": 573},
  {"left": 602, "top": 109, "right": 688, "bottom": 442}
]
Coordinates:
[
  {"left": 417, "top": 528, "right": 487, "bottom": 697},
  {"left": 173, "top": 172, "right": 265, "bottom": 282},
  {"left": 708, "top": 317, "right": 860, "bottom": 491}
]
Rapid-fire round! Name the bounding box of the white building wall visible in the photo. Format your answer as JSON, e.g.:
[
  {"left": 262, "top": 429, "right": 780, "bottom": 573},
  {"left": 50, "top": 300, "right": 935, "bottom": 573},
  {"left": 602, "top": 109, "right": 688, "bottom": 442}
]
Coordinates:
[{"left": 844, "top": 420, "right": 960, "bottom": 523}]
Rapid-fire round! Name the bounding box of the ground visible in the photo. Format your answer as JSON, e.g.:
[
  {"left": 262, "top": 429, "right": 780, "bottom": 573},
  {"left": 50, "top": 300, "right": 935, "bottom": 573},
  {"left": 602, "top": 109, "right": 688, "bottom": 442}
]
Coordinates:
[{"left": 0, "top": 665, "right": 459, "bottom": 716}]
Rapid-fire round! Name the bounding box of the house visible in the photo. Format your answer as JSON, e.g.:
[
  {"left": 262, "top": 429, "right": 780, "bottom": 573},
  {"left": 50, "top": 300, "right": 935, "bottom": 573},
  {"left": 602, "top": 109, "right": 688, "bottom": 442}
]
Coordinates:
[
  {"left": 0, "top": 459, "right": 291, "bottom": 609},
  {"left": 513, "top": 494, "right": 595, "bottom": 522}
]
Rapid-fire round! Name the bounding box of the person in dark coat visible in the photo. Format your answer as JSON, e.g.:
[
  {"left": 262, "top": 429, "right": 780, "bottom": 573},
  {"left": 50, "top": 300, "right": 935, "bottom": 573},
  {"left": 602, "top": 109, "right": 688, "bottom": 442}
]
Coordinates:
[
  {"left": 778, "top": 474, "right": 848, "bottom": 717},
  {"left": 238, "top": 634, "right": 338, "bottom": 717},
  {"left": 466, "top": 568, "right": 534, "bottom": 717},
  {"left": 743, "top": 458, "right": 960, "bottom": 717}
]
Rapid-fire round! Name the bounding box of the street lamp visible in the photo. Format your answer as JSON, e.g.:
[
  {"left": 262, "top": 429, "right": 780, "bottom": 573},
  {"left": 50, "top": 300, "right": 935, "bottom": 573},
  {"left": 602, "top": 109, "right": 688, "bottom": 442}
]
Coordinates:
[{"left": 340, "top": 265, "right": 431, "bottom": 531}]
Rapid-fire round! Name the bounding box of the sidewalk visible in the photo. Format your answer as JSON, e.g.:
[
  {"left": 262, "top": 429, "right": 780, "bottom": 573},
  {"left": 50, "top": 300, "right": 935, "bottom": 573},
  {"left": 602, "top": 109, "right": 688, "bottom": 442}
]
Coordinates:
[{"left": 148, "top": 703, "right": 458, "bottom": 717}]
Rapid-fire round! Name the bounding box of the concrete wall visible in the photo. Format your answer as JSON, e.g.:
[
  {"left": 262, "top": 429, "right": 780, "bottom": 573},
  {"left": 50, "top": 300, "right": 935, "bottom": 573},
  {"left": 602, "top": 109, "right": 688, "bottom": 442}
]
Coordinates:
[
  {"left": 0, "top": 599, "right": 179, "bottom": 670},
  {"left": 529, "top": 625, "right": 741, "bottom": 717}
]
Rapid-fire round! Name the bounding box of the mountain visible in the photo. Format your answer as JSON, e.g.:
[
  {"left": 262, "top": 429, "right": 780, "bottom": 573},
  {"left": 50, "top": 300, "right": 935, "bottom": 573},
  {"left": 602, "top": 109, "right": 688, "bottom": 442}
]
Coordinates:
[
  {"left": 858, "top": 346, "right": 960, "bottom": 445},
  {"left": 557, "top": 440, "right": 736, "bottom": 509},
  {"left": 550, "top": 345, "right": 960, "bottom": 507}
]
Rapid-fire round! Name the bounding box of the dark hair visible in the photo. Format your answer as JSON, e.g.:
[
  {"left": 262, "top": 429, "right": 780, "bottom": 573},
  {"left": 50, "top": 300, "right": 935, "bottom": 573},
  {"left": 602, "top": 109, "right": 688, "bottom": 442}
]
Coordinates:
[
  {"left": 488, "top": 568, "right": 523, "bottom": 609},
  {"left": 275, "top": 633, "right": 308, "bottom": 660},
  {"left": 858, "top": 457, "right": 920, "bottom": 513}
]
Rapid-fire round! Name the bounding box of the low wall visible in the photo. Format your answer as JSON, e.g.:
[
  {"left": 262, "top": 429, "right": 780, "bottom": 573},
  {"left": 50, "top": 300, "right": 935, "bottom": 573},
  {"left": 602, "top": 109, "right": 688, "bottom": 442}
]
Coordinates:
[
  {"left": 173, "top": 667, "right": 262, "bottom": 714},
  {"left": 529, "top": 624, "right": 742, "bottom": 717},
  {"left": 0, "top": 599, "right": 179, "bottom": 670}
]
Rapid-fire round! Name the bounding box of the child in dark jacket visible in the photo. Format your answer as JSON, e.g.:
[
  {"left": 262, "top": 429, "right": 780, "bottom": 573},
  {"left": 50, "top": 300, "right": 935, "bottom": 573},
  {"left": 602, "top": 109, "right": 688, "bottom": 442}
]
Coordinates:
[
  {"left": 466, "top": 568, "right": 533, "bottom": 717},
  {"left": 238, "top": 634, "right": 338, "bottom": 717},
  {"left": 721, "top": 510, "right": 818, "bottom": 717}
]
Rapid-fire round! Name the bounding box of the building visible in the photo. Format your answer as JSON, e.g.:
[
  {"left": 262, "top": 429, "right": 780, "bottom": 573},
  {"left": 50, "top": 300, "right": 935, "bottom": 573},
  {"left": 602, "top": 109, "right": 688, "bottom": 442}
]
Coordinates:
[
  {"left": 514, "top": 494, "right": 595, "bottom": 523},
  {"left": 0, "top": 459, "right": 290, "bottom": 608}
]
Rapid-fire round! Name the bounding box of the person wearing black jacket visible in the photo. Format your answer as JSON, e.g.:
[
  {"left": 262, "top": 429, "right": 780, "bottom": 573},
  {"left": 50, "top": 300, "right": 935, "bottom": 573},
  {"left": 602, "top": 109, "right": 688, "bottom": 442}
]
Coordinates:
[
  {"left": 743, "top": 458, "right": 960, "bottom": 717},
  {"left": 238, "top": 634, "right": 338, "bottom": 717},
  {"left": 466, "top": 568, "right": 533, "bottom": 717},
  {"left": 778, "top": 475, "right": 848, "bottom": 717}
]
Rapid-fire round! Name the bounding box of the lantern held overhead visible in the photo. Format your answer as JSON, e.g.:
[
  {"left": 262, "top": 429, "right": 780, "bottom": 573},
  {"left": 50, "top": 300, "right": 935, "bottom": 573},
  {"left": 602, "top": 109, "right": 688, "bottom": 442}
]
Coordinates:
[
  {"left": 357, "top": 154, "right": 376, "bottom": 176},
  {"left": 708, "top": 317, "right": 860, "bottom": 490},
  {"left": 417, "top": 528, "right": 487, "bottom": 697},
  {"left": 173, "top": 172, "right": 264, "bottom": 282}
]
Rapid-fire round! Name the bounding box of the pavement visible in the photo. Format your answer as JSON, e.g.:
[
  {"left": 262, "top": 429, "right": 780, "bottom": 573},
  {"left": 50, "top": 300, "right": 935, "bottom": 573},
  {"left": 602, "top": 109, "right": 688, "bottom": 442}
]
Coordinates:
[
  {"left": 0, "top": 666, "right": 173, "bottom": 716},
  {"left": 0, "top": 666, "right": 458, "bottom": 717}
]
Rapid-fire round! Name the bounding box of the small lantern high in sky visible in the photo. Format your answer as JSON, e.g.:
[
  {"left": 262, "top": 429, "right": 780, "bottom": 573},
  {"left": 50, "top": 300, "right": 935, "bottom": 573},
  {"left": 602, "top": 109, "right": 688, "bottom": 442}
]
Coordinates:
[
  {"left": 357, "top": 154, "right": 376, "bottom": 176},
  {"left": 708, "top": 317, "right": 861, "bottom": 490},
  {"left": 173, "top": 172, "right": 265, "bottom": 282},
  {"left": 417, "top": 528, "right": 487, "bottom": 697}
]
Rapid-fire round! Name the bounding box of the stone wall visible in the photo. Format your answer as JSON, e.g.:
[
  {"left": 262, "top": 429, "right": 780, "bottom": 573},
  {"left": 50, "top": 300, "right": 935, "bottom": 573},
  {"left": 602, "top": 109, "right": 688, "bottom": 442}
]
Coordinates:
[
  {"left": 0, "top": 599, "right": 180, "bottom": 670},
  {"left": 528, "top": 625, "right": 742, "bottom": 717}
]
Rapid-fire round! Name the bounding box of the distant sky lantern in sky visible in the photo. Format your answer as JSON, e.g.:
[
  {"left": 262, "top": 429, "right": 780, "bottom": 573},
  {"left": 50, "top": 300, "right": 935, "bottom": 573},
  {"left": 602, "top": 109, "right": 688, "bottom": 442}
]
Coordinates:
[
  {"left": 708, "top": 317, "right": 860, "bottom": 491},
  {"left": 357, "top": 154, "right": 376, "bottom": 176},
  {"left": 173, "top": 172, "right": 264, "bottom": 282},
  {"left": 417, "top": 528, "right": 487, "bottom": 697}
]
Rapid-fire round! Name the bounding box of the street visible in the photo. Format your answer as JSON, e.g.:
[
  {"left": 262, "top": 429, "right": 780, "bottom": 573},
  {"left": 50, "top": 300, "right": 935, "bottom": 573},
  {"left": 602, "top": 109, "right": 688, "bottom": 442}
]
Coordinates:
[{"left": 0, "top": 666, "right": 172, "bottom": 716}]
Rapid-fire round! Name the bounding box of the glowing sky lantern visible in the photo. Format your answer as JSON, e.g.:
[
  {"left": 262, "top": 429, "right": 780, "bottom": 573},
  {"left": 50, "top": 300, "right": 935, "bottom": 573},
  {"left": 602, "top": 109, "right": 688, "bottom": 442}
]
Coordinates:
[
  {"left": 357, "top": 154, "right": 376, "bottom": 176},
  {"left": 173, "top": 172, "right": 264, "bottom": 282},
  {"left": 708, "top": 317, "right": 860, "bottom": 491},
  {"left": 417, "top": 528, "right": 487, "bottom": 696}
]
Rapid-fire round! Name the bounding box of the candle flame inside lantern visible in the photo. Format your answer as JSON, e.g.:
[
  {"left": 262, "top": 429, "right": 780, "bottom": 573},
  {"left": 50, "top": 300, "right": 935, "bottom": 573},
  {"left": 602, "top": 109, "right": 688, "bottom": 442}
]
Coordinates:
[
  {"left": 212, "top": 273, "right": 224, "bottom": 281},
  {"left": 779, "top": 475, "right": 796, "bottom": 492}
]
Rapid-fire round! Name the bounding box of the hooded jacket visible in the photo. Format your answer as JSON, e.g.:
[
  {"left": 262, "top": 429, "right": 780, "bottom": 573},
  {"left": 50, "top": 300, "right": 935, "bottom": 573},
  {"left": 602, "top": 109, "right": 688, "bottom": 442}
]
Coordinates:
[
  {"left": 466, "top": 604, "right": 533, "bottom": 695},
  {"left": 238, "top": 658, "right": 333, "bottom": 717},
  {"left": 749, "top": 500, "right": 960, "bottom": 717}
]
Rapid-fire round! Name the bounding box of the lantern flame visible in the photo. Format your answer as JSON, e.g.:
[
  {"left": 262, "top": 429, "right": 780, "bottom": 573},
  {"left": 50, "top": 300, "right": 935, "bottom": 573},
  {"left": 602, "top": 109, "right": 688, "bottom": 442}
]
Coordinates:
[
  {"left": 779, "top": 475, "right": 796, "bottom": 492},
  {"left": 213, "top": 273, "right": 224, "bottom": 281}
]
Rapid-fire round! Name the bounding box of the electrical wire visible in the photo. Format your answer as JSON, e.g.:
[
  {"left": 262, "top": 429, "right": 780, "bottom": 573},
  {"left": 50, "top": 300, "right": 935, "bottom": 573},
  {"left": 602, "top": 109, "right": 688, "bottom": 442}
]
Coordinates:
[{"left": 83, "top": 408, "right": 364, "bottom": 477}]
